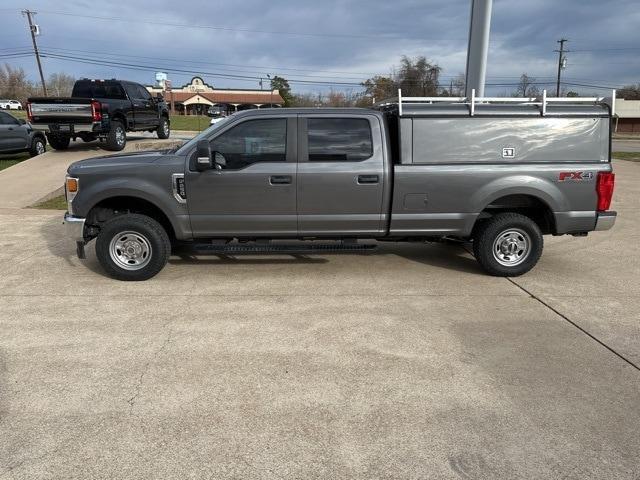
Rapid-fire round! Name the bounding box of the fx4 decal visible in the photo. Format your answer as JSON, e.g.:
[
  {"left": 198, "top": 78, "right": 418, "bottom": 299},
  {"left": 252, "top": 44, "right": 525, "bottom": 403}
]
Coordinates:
[{"left": 558, "top": 171, "right": 594, "bottom": 182}]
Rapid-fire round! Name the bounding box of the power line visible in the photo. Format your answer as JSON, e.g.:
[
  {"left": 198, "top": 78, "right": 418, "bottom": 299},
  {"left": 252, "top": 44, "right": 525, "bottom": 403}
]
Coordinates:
[{"left": 35, "top": 10, "right": 454, "bottom": 41}]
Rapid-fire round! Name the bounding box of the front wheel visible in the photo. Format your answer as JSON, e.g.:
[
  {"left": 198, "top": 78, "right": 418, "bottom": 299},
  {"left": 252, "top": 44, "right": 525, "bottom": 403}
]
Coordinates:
[
  {"left": 29, "top": 136, "right": 46, "bottom": 157},
  {"left": 95, "top": 214, "right": 171, "bottom": 281},
  {"left": 156, "top": 117, "right": 170, "bottom": 139},
  {"left": 472, "top": 213, "right": 543, "bottom": 277}
]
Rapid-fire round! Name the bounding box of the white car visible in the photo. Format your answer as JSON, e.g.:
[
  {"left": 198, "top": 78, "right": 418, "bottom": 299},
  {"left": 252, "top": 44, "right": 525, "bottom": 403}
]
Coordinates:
[
  {"left": 0, "top": 100, "right": 22, "bottom": 110},
  {"left": 210, "top": 116, "right": 226, "bottom": 126}
]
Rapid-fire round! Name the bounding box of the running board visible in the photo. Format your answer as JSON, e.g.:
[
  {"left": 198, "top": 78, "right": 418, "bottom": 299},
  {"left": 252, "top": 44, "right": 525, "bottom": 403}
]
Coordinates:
[{"left": 182, "top": 243, "right": 378, "bottom": 255}]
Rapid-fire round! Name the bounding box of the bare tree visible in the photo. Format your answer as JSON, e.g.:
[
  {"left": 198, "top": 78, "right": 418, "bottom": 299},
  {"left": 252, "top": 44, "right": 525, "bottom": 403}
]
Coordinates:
[
  {"left": 0, "top": 64, "right": 36, "bottom": 102},
  {"left": 47, "top": 72, "right": 76, "bottom": 97},
  {"left": 617, "top": 84, "right": 640, "bottom": 100},
  {"left": 514, "top": 73, "right": 540, "bottom": 98}
]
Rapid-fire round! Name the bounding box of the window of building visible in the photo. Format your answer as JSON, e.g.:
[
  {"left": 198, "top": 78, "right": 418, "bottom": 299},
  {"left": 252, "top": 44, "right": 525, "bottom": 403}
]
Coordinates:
[{"left": 307, "top": 118, "right": 372, "bottom": 161}]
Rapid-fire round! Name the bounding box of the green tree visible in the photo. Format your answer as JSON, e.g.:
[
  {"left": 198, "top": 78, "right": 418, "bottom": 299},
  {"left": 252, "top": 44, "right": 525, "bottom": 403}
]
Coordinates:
[
  {"left": 270, "top": 75, "right": 293, "bottom": 107},
  {"left": 396, "top": 55, "right": 441, "bottom": 97},
  {"left": 360, "top": 55, "right": 441, "bottom": 103}
]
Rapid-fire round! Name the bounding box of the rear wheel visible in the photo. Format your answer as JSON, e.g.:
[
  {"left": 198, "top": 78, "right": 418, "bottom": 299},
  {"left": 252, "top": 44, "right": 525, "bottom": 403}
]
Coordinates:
[
  {"left": 156, "top": 117, "right": 170, "bottom": 139},
  {"left": 29, "top": 136, "right": 46, "bottom": 157},
  {"left": 46, "top": 133, "right": 70, "bottom": 150},
  {"left": 104, "top": 120, "right": 126, "bottom": 151},
  {"left": 95, "top": 213, "right": 170, "bottom": 281},
  {"left": 472, "top": 213, "right": 543, "bottom": 277}
]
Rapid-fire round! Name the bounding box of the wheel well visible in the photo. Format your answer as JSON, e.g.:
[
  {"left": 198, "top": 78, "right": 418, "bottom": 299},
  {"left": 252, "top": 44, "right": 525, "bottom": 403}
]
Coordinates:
[
  {"left": 86, "top": 196, "right": 175, "bottom": 240},
  {"left": 111, "top": 113, "right": 127, "bottom": 129},
  {"left": 476, "top": 194, "right": 556, "bottom": 235}
]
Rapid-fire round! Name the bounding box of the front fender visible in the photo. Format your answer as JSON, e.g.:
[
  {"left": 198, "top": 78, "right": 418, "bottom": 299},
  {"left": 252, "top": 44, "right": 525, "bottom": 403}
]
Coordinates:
[{"left": 73, "top": 177, "right": 192, "bottom": 239}]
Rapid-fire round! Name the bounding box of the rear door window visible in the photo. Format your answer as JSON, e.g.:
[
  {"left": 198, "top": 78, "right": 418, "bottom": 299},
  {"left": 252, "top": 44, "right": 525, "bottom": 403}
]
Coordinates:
[{"left": 307, "top": 118, "right": 372, "bottom": 161}]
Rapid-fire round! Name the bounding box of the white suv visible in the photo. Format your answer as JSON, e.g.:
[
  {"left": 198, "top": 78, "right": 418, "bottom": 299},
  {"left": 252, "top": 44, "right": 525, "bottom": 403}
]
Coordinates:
[{"left": 0, "top": 100, "right": 23, "bottom": 110}]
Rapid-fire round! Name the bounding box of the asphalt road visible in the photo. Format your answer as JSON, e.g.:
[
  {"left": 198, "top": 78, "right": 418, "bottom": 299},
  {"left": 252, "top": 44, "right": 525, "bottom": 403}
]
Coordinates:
[{"left": 0, "top": 160, "right": 639, "bottom": 479}]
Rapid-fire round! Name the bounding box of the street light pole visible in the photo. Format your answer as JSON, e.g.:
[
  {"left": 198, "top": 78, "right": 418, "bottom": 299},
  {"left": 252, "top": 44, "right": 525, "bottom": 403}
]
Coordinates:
[{"left": 465, "top": 0, "right": 493, "bottom": 97}]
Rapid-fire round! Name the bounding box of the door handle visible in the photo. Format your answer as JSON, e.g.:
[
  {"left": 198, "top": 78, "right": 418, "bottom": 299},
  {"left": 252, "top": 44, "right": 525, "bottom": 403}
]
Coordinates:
[
  {"left": 269, "top": 175, "right": 292, "bottom": 185},
  {"left": 357, "top": 174, "right": 379, "bottom": 184}
]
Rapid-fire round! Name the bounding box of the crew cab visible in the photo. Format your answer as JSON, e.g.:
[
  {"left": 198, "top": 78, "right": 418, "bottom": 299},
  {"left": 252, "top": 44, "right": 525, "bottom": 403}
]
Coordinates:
[
  {"left": 27, "top": 79, "right": 170, "bottom": 151},
  {"left": 62, "top": 92, "right": 617, "bottom": 281}
]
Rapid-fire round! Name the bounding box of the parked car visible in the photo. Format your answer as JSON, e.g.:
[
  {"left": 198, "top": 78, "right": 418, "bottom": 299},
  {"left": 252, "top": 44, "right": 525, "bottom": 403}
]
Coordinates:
[
  {"left": 62, "top": 93, "right": 616, "bottom": 281},
  {"left": 0, "top": 111, "right": 46, "bottom": 157},
  {"left": 27, "top": 79, "right": 170, "bottom": 151},
  {"left": 210, "top": 116, "right": 226, "bottom": 126},
  {"left": 0, "top": 99, "right": 23, "bottom": 110}
]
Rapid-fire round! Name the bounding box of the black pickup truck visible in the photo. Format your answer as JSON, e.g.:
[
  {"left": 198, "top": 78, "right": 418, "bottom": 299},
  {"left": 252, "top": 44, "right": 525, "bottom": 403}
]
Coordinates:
[{"left": 27, "top": 79, "right": 170, "bottom": 151}]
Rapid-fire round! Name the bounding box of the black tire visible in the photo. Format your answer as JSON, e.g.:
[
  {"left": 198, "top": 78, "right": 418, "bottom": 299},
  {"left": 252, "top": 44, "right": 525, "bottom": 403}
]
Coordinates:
[
  {"left": 156, "top": 116, "right": 170, "bottom": 139},
  {"left": 29, "top": 136, "right": 46, "bottom": 157},
  {"left": 46, "top": 134, "right": 70, "bottom": 150},
  {"left": 95, "top": 214, "right": 171, "bottom": 281},
  {"left": 104, "top": 120, "right": 126, "bottom": 151},
  {"left": 472, "top": 212, "right": 543, "bottom": 277}
]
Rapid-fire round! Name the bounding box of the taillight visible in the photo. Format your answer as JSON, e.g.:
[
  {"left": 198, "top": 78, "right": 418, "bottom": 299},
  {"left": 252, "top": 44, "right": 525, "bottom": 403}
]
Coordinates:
[
  {"left": 26, "top": 102, "right": 33, "bottom": 122},
  {"left": 91, "top": 100, "right": 102, "bottom": 122},
  {"left": 596, "top": 172, "right": 615, "bottom": 211}
]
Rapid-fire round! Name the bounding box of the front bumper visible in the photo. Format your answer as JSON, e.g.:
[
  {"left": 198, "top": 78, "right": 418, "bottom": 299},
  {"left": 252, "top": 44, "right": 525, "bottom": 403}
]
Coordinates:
[
  {"left": 63, "top": 213, "right": 86, "bottom": 242},
  {"left": 595, "top": 211, "right": 617, "bottom": 231}
]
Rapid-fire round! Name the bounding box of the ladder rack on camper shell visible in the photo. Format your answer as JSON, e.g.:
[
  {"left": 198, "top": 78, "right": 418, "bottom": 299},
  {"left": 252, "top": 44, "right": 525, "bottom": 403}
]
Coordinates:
[{"left": 375, "top": 88, "right": 617, "bottom": 117}]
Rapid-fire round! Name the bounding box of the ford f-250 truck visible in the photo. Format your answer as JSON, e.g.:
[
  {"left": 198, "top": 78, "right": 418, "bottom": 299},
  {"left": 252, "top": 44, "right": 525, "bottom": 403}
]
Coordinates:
[
  {"left": 27, "top": 79, "right": 170, "bottom": 151},
  {"left": 62, "top": 91, "right": 616, "bottom": 281}
]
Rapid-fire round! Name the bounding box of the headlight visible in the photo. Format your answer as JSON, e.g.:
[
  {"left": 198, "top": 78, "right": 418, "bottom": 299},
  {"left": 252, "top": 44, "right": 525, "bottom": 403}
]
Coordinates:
[{"left": 65, "top": 176, "right": 79, "bottom": 214}]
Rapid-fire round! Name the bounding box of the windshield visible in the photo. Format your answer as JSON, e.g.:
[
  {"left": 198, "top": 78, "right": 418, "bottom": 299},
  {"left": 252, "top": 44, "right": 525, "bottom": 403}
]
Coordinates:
[{"left": 176, "top": 115, "right": 235, "bottom": 154}]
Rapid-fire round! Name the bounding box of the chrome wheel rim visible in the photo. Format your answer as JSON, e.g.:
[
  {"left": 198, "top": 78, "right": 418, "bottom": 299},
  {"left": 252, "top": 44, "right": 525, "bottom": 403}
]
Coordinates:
[
  {"left": 35, "top": 141, "right": 45, "bottom": 154},
  {"left": 162, "top": 120, "right": 169, "bottom": 136},
  {"left": 109, "top": 231, "right": 152, "bottom": 270},
  {"left": 492, "top": 228, "right": 530, "bottom": 267},
  {"left": 115, "top": 127, "right": 125, "bottom": 146}
]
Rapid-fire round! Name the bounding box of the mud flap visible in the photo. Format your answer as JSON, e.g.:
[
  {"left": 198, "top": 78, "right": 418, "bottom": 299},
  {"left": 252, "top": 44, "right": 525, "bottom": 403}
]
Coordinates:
[{"left": 76, "top": 241, "right": 86, "bottom": 259}]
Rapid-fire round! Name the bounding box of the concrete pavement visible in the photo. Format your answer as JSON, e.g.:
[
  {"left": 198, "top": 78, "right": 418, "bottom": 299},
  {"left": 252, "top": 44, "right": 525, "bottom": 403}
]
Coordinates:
[
  {"left": 613, "top": 138, "right": 640, "bottom": 153},
  {"left": 0, "top": 160, "right": 638, "bottom": 479},
  {"left": 0, "top": 133, "right": 191, "bottom": 209}
]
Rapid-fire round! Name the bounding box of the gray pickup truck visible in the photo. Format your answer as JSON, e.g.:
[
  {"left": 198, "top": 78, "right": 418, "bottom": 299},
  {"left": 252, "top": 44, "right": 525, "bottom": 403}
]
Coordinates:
[{"left": 63, "top": 93, "right": 616, "bottom": 281}]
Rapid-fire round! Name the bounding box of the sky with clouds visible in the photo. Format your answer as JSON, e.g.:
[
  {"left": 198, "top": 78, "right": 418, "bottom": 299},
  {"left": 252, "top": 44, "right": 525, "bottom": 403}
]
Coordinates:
[{"left": 1, "top": 0, "right": 638, "bottom": 96}]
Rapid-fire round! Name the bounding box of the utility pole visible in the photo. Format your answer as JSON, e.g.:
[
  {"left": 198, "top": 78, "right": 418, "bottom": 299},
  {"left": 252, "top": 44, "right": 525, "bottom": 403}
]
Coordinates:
[
  {"left": 555, "top": 38, "right": 568, "bottom": 97},
  {"left": 22, "top": 9, "right": 47, "bottom": 96}
]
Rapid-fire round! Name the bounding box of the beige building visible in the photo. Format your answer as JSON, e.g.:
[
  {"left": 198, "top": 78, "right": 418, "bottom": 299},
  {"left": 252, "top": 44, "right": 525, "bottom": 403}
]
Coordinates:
[
  {"left": 146, "top": 76, "right": 284, "bottom": 115},
  {"left": 614, "top": 98, "right": 640, "bottom": 134}
]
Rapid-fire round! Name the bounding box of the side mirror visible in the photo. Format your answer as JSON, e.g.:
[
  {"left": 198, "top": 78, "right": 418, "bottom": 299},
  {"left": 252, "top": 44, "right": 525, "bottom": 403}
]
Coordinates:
[
  {"left": 213, "top": 151, "right": 227, "bottom": 170},
  {"left": 195, "top": 140, "right": 212, "bottom": 171}
]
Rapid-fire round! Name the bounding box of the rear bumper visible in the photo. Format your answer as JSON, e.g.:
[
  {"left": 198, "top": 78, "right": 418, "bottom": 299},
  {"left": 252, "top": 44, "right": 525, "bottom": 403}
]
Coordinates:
[
  {"left": 32, "top": 122, "right": 100, "bottom": 134},
  {"left": 63, "top": 213, "right": 86, "bottom": 242},
  {"left": 595, "top": 211, "right": 617, "bottom": 231}
]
